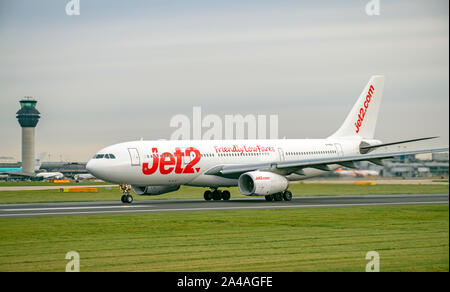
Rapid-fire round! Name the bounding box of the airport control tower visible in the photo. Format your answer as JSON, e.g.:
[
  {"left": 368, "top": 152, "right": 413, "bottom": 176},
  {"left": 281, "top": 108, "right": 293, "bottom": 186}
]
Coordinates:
[{"left": 16, "top": 97, "right": 40, "bottom": 174}]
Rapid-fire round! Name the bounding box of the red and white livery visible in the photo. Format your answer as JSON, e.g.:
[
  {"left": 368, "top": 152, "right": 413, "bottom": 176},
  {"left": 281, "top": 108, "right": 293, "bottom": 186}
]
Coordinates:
[{"left": 86, "top": 76, "right": 447, "bottom": 203}]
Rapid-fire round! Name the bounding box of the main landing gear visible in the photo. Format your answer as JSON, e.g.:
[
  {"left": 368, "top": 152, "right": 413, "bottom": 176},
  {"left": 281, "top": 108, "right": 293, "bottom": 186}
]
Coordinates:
[
  {"left": 204, "top": 189, "right": 231, "bottom": 201},
  {"left": 265, "top": 190, "right": 292, "bottom": 202},
  {"left": 120, "top": 184, "right": 134, "bottom": 204},
  {"left": 203, "top": 189, "right": 293, "bottom": 202}
]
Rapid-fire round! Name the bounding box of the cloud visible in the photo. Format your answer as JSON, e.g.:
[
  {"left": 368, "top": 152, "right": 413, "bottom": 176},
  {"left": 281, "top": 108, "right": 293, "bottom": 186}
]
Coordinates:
[{"left": 0, "top": 0, "right": 448, "bottom": 161}]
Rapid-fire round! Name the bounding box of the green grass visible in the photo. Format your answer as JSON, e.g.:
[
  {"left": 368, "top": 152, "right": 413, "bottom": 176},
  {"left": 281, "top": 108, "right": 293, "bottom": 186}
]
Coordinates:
[
  {"left": 0, "top": 205, "right": 447, "bottom": 272},
  {"left": 0, "top": 183, "right": 447, "bottom": 204}
]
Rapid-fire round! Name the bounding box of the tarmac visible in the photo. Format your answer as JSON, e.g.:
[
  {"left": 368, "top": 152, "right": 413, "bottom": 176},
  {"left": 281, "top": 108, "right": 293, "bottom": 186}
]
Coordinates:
[{"left": 0, "top": 194, "right": 447, "bottom": 218}]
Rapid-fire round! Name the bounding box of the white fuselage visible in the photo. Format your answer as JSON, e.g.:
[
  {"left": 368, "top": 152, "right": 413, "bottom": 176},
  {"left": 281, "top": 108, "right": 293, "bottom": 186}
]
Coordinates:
[
  {"left": 84, "top": 75, "right": 447, "bottom": 201},
  {"left": 86, "top": 138, "right": 365, "bottom": 187}
]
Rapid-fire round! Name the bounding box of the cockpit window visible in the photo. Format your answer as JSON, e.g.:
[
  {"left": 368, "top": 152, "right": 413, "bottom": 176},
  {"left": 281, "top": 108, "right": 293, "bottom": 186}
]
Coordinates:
[{"left": 93, "top": 153, "right": 115, "bottom": 159}]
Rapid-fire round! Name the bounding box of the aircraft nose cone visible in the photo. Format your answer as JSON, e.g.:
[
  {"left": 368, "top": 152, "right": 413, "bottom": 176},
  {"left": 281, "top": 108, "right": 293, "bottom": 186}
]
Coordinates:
[
  {"left": 86, "top": 158, "right": 110, "bottom": 182},
  {"left": 86, "top": 159, "right": 97, "bottom": 176}
]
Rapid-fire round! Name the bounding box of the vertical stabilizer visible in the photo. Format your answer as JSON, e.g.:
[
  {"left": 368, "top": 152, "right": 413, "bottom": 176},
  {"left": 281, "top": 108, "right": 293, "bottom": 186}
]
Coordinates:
[{"left": 330, "top": 75, "right": 385, "bottom": 139}]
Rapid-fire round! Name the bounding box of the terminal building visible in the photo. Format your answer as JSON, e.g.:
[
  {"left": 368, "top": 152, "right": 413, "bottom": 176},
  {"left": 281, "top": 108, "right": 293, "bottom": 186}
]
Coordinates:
[
  {"left": 352, "top": 152, "right": 449, "bottom": 178},
  {"left": 39, "top": 162, "right": 89, "bottom": 178},
  {"left": 0, "top": 161, "right": 88, "bottom": 180},
  {"left": 380, "top": 152, "right": 449, "bottom": 178},
  {"left": 321, "top": 152, "right": 448, "bottom": 179}
]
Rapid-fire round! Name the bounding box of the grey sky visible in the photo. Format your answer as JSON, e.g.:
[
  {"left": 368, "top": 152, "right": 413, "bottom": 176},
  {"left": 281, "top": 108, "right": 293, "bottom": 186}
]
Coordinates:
[{"left": 0, "top": 0, "right": 448, "bottom": 162}]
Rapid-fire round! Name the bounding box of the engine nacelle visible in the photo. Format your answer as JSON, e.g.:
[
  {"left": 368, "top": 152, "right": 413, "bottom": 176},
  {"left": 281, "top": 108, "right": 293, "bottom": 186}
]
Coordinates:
[
  {"left": 238, "top": 171, "right": 288, "bottom": 196},
  {"left": 131, "top": 185, "right": 180, "bottom": 196}
]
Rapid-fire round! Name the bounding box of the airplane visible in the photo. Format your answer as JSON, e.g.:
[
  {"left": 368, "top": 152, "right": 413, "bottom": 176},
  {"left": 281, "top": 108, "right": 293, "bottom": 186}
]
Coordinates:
[
  {"left": 74, "top": 173, "right": 96, "bottom": 181},
  {"left": 35, "top": 171, "right": 65, "bottom": 179},
  {"left": 86, "top": 76, "right": 448, "bottom": 203},
  {"left": 334, "top": 168, "right": 379, "bottom": 177},
  {"left": 2, "top": 170, "right": 65, "bottom": 181}
]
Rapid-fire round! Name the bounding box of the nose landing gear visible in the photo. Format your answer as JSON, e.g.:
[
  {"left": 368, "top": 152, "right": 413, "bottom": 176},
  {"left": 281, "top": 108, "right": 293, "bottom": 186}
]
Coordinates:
[{"left": 120, "top": 184, "right": 134, "bottom": 204}]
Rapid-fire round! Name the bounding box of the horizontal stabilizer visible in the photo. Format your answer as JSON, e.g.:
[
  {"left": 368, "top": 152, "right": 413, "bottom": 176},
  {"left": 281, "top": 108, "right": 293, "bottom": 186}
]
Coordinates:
[{"left": 361, "top": 136, "right": 439, "bottom": 151}]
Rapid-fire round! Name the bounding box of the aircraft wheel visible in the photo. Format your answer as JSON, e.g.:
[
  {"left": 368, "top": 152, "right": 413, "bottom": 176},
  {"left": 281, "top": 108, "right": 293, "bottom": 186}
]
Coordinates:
[
  {"left": 273, "top": 193, "right": 283, "bottom": 201},
  {"left": 125, "top": 194, "right": 133, "bottom": 204},
  {"left": 265, "top": 195, "right": 274, "bottom": 202},
  {"left": 212, "top": 190, "right": 222, "bottom": 200},
  {"left": 204, "top": 190, "right": 212, "bottom": 201},
  {"left": 283, "top": 190, "right": 292, "bottom": 201},
  {"left": 222, "top": 190, "right": 231, "bottom": 201}
]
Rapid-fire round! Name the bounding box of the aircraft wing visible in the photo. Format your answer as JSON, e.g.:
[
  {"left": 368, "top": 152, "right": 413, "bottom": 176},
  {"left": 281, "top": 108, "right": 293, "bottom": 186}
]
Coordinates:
[
  {"left": 1, "top": 172, "right": 36, "bottom": 178},
  {"left": 205, "top": 147, "right": 448, "bottom": 179}
]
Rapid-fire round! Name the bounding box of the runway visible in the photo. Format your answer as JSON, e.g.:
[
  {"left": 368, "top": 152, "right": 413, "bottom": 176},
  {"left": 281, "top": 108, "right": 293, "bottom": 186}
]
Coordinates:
[{"left": 0, "top": 194, "right": 448, "bottom": 218}]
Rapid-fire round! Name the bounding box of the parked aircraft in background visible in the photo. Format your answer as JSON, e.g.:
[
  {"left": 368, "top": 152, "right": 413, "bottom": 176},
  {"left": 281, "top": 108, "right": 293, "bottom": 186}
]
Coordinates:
[
  {"left": 87, "top": 76, "right": 448, "bottom": 203},
  {"left": 74, "top": 173, "right": 96, "bottom": 181},
  {"left": 334, "top": 168, "right": 379, "bottom": 177},
  {"left": 35, "top": 172, "right": 64, "bottom": 179}
]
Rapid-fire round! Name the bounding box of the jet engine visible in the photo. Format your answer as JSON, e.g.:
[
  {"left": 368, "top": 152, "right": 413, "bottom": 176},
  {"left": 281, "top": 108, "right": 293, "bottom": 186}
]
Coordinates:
[
  {"left": 238, "top": 171, "right": 288, "bottom": 196},
  {"left": 131, "top": 185, "right": 180, "bottom": 196}
]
